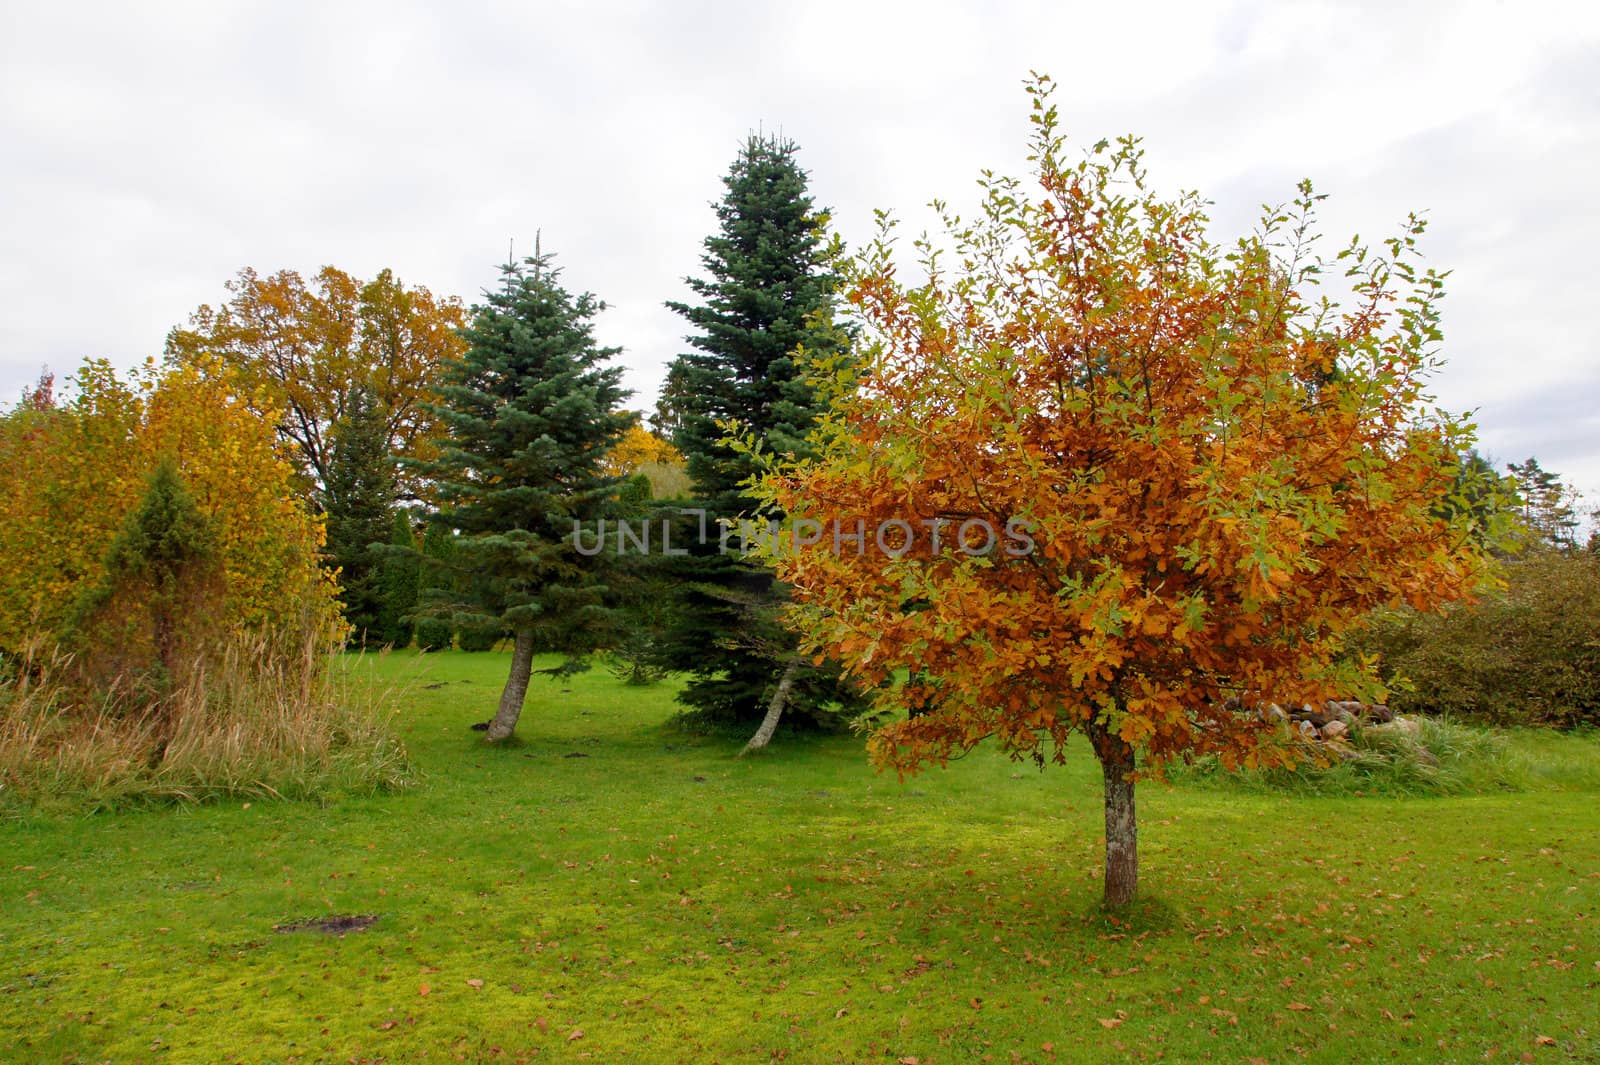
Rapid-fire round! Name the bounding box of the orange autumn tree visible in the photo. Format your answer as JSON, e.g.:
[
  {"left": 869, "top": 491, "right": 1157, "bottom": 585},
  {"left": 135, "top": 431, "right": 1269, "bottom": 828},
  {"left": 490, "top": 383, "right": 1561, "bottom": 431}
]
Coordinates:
[
  {"left": 165, "top": 266, "right": 467, "bottom": 495},
  {"left": 747, "top": 77, "right": 1488, "bottom": 908}
]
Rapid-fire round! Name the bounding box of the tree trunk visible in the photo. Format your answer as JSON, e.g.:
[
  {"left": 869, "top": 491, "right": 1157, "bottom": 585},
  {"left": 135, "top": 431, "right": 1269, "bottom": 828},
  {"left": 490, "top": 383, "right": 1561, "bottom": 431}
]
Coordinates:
[
  {"left": 485, "top": 628, "right": 535, "bottom": 742},
  {"left": 739, "top": 656, "right": 800, "bottom": 757},
  {"left": 1095, "top": 730, "right": 1139, "bottom": 909}
]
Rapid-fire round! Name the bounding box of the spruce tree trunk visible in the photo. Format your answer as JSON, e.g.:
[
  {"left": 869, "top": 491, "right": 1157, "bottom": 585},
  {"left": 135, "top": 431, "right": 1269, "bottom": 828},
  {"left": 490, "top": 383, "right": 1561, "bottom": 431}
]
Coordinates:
[
  {"left": 485, "top": 628, "right": 535, "bottom": 742},
  {"left": 1094, "top": 729, "right": 1139, "bottom": 909},
  {"left": 739, "top": 656, "right": 800, "bottom": 757}
]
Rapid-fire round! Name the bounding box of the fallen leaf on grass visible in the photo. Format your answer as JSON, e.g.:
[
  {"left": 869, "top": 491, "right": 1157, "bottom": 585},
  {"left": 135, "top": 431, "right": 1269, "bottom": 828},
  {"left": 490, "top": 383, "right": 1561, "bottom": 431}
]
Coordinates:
[
  {"left": 1286, "top": 1002, "right": 1311, "bottom": 1011},
  {"left": 567, "top": 1028, "right": 585, "bottom": 1042},
  {"left": 1098, "top": 1017, "right": 1123, "bottom": 1029},
  {"left": 1535, "top": 1036, "right": 1557, "bottom": 1046},
  {"left": 418, "top": 984, "right": 431, "bottom": 997},
  {"left": 466, "top": 979, "right": 485, "bottom": 990}
]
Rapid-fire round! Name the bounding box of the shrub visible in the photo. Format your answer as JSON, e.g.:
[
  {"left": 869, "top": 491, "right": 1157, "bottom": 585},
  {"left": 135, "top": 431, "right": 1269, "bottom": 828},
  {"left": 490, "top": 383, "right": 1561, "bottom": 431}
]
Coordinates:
[
  {"left": 414, "top": 617, "right": 454, "bottom": 652},
  {"left": 455, "top": 619, "right": 503, "bottom": 652},
  {"left": 1353, "top": 549, "right": 1600, "bottom": 728}
]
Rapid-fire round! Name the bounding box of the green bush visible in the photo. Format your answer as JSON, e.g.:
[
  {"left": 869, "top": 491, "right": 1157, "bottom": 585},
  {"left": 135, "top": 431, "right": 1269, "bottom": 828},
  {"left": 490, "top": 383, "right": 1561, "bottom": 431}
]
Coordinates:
[
  {"left": 414, "top": 617, "right": 453, "bottom": 652},
  {"left": 1354, "top": 549, "right": 1600, "bottom": 728},
  {"left": 455, "top": 619, "right": 503, "bottom": 652}
]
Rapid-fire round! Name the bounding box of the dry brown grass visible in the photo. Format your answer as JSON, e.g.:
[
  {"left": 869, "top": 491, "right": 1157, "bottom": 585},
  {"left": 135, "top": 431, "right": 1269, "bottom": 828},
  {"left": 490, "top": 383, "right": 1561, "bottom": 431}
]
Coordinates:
[{"left": 0, "top": 627, "right": 411, "bottom": 811}]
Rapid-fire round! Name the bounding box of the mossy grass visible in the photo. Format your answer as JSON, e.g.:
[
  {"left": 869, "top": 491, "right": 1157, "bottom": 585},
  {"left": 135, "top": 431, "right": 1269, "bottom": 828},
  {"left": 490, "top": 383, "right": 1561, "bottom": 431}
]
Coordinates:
[{"left": 2, "top": 649, "right": 1596, "bottom": 1063}]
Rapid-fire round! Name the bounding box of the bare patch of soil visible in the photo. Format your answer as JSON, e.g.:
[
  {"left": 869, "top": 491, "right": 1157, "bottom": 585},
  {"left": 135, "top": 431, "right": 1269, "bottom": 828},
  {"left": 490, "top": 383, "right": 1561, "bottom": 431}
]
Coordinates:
[{"left": 273, "top": 914, "right": 379, "bottom": 935}]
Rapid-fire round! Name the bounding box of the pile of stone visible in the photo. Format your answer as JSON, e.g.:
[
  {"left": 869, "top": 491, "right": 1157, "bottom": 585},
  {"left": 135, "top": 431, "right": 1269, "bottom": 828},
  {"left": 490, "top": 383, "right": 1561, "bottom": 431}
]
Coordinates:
[{"left": 1261, "top": 699, "right": 1421, "bottom": 746}]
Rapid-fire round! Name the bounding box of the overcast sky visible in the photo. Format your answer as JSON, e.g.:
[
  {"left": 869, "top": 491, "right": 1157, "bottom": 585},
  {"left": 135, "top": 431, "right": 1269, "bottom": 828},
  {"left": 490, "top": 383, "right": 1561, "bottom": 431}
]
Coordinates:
[{"left": 3, "top": 0, "right": 1597, "bottom": 512}]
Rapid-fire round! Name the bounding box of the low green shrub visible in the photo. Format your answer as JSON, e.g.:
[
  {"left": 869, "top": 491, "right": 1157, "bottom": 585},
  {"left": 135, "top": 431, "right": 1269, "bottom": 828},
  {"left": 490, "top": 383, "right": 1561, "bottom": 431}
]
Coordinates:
[
  {"left": 414, "top": 616, "right": 453, "bottom": 652},
  {"left": 455, "top": 620, "right": 503, "bottom": 652}
]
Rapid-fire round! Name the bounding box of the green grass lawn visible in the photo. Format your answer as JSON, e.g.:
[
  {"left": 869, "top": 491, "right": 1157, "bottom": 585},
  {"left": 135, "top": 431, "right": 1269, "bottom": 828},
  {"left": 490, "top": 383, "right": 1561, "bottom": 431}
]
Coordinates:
[{"left": 2, "top": 650, "right": 1597, "bottom": 1064}]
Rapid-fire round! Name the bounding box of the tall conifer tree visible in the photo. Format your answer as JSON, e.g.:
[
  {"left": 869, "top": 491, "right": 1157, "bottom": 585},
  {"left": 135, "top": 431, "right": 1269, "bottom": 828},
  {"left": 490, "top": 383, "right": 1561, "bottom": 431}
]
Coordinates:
[
  {"left": 658, "top": 134, "right": 861, "bottom": 737},
  {"left": 375, "top": 509, "right": 420, "bottom": 647},
  {"left": 413, "top": 249, "right": 631, "bottom": 740},
  {"left": 322, "top": 385, "right": 397, "bottom": 645}
]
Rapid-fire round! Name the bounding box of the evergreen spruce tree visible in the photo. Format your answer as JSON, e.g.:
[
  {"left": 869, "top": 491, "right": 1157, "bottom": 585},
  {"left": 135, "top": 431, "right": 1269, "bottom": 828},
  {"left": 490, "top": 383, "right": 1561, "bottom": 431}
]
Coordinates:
[
  {"left": 412, "top": 248, "right": 631, "bottom": 740},
  {"left": 322, "top": 385, "right": 397, "bottom": 645},
  {"left": 375, "top": 509, "right": 420, "bottom": 647},
  {"left": 657, "top": 133, "right": 862, "bottom": 741},
  {"left": 71, "top": 457, "right": 225, "bottom": 703}
]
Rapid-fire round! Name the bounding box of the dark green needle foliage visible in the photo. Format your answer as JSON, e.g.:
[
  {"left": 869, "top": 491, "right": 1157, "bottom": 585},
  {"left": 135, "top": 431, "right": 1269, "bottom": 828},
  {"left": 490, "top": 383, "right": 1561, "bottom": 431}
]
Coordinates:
[
  {"left": 657, "top": 134, "right": 862, "bottom": 732},
  {"left": 413, "top": 522, "right": 456, "bottom": 652},
  {"left": 375, "top": 509, "right": 420, "bottom": 648},
  {"left": 70, "top": 457, "right": 225, "bottom": 701},
  {"left": 322, "top": 385, "right": 398, "bottom": 646},
  {"left": 411, "top": 248, "right": 631, "bottom": 739}
]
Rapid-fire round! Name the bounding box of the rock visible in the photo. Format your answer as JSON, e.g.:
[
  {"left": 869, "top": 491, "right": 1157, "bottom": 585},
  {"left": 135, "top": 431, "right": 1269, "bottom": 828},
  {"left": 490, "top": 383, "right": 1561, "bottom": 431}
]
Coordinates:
[
  {"left": 1299, "top": 703, "right": 1337, "bottom": 727},
  {"left": 1321, "top": 719, "right": 1349, "bottom": 742},
  {"left": 1262, "top": 703, "right": 1288, "bottom": 723},
  {"left": 1326, "top": 700, "right": 1364, "bottom": 724},
  {"left": 1375, "top": 716, "right": 1421, "bottom": 739},
  {"left": 1296, "top": 719, "right": 1319, "bottom": 740},
  {"left": 1365, "top": 703, "right": 1395, "bottom": 724},
  {"left": 1414, "top": 746, "right": 1440, "bottom": 767}
]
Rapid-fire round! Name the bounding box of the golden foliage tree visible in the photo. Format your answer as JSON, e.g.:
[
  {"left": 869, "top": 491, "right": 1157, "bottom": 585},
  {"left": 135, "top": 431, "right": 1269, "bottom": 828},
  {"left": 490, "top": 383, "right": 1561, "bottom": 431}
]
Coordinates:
[
  {"left": 0, "top": 358, "right": 338, "bottom": 659},
  {"left": 604, "top": 422, "right": 690, "bottom": 499},
  {"left": 164, "top": 266, "right": 467, "bottom": 494},
  {"left": 749, "top": 78, "right": 1488, "bottom": 908},
  {"left": 603, "top": 422, "right": 684, "bottom": 476}
]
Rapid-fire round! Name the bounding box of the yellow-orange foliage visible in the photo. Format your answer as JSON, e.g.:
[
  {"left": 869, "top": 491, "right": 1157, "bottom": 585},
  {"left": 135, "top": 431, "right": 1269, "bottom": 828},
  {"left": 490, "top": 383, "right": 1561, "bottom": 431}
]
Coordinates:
[
  {"left": 603, "top": 423, "right": 684, "bottom": 476},
  {"left": 165, "top": 266, "right": 467, "bottom": 493},
  {"left": 0, "top": 358, "right": 338, "bottom": 654},
  {"left": 749, "top": 79, "right": 1487, "bottom": 905}
]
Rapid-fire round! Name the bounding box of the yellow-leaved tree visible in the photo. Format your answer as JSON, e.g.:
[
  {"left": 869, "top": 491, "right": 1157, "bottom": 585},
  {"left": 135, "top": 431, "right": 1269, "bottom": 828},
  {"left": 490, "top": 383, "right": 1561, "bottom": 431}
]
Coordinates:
[
  {"left": 603, "top": 422, "right": 690, "bottom": 499},
  {"left": 0, "top": 357, "right": 338, "bottom": 660}
]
